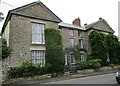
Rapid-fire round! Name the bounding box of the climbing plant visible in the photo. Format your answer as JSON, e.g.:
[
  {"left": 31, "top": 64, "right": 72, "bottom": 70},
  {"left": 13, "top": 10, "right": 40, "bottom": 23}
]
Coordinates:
[
  {"left": 106, "top": 33, "right": 120, "bottom": 64},
  {"left": 65, "top": 45, "right": 86, "bottom": 61},
  {"left": 89, "top": 30, "right": 108, "bottom": 65},
  {"left": 45, "top": 28, "right": 65, "bottom": 73}
]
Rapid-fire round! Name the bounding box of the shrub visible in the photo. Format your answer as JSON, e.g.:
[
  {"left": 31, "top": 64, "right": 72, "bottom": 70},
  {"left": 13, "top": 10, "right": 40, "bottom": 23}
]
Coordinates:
[
  {"left": 88, "top": 59, "right": 101, "bottom": 69},
  {"left": 0, "top": 38, "right": 11, "bottom": 59},
  {"left": 76, "top": 59, "right": 101, "bottom": 70},
  {"left": 45, "top": 28, "right": 65, "bottom": 74},
  {"left": 8, "top": 62, "right": 46, "bottom": 79},
  {"left": 89, "top": 30, "right": 108, "bottom": 66}
]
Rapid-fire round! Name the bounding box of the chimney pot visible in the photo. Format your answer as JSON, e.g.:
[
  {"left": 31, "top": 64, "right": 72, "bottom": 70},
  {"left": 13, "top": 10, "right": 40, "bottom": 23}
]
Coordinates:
[
  {"left": 99, "top": 17, "right": 102, "bottom": 20},
  {"left": 72, "top": 17, "right": 81, "bottom": 27},
  {"left": 84, "top": 23, "right": 87, "bottom": 26}
]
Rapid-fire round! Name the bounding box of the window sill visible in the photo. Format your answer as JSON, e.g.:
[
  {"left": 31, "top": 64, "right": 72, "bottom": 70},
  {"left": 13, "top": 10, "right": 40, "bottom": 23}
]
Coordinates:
[{"left": 31, "top": 44, "right": 45, "bottom": 46}]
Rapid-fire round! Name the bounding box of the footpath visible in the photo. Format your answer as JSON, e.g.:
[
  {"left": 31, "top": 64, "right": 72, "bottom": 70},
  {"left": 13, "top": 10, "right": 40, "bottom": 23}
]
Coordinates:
[{"left": 3, "top": 68, "right": 118, "bottom": 84}]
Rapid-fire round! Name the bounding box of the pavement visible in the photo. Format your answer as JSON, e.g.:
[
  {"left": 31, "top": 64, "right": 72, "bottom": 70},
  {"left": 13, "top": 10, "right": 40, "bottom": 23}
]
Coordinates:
[{"left": 3, "top": 70, "right": 117, "bottom": 84}]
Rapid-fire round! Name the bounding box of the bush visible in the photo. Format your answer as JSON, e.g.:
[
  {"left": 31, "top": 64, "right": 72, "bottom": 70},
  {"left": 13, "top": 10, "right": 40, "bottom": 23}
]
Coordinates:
[
  {"left": 8, "top": 62, "right": 46, "bottom": 79},
  {"left": 0, "top": 38, "right": 11, "bottom": 59},
  {"left": 89, "top": 30, "right": 108, "bottom": 66},
  {"left": 45, "top": 28, "right": 65, "bottom": 74},
  {"left": 76, "top": 59, "right": 101, "bottom": 70}
]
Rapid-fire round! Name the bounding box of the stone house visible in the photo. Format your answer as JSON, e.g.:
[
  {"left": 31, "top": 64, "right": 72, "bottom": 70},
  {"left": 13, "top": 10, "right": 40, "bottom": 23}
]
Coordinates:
[
  {"left": 84, "top": 17, "right": 114, "bottom": 53},
  {"left": 1, "top": 1, "right": 114, "bottom": 80},
  {"left": 1, "top": 1, "right": 62, "bottom": 80},
  {"left": 59, "top": 18, "right": 86, "bottom": 68}
]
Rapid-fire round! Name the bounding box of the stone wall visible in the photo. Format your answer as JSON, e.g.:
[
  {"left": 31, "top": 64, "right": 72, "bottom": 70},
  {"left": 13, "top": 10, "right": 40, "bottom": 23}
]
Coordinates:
[
  {"left": 61, "top": 27, "right": 80, "bottom": 49},
  {"left": 61, "top": 28, "right": 70, "bottom": 48},
  {"left": 8, "top": 14, "right": 59, "bottom": 68},
  {"left": 83, "top": 30, "right": 93, "bottom": 55},
  {"left": 2, "top": 14, "right": 59, "bottom": 82}
]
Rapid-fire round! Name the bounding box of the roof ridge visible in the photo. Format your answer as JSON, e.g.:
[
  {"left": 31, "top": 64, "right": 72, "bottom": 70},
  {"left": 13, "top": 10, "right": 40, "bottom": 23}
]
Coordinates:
[{"left": 10, "top": 2, "right": 38, "bottom": 12}]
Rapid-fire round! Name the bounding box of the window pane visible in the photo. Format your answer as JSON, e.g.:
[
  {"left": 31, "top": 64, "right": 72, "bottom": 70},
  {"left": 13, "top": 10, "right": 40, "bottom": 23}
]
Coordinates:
[
  {"left": 31, "top": 51, "right": 45, "bottom": 67},
  {"left": 78, "top": 31, "right": 82, "bottom": 37},
  {"left": 70, "top": 54, "right": 75, "bottom": 64},
  {"left": 79, "top": 39, "right": 83, "bottom": 48},
  {"left": 70, "top": 38, "right": 74, "bottom": 47},
  {"left": 69, "top": 30, "right": 74, "bottom": 37},
  {"left": 32, "top": 23, "right": 45, "bottom": 44},
  {"left": 80, "top": 54, "right": 85, "bottom": 61}
]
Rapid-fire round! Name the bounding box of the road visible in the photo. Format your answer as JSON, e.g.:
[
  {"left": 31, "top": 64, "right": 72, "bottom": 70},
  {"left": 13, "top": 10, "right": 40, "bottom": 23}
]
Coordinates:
[{"left": 44, "top": 73, "right": 117, "bottom": 84}]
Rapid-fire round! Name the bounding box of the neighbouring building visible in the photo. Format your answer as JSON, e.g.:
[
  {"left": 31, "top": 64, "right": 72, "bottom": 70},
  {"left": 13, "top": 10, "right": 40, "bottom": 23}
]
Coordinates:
[
  {"left": 1, "top": 1, "right": 114, "bottom": 80},
  {"left": 59, "top": 17, "right": 86, "bottom": 68}
]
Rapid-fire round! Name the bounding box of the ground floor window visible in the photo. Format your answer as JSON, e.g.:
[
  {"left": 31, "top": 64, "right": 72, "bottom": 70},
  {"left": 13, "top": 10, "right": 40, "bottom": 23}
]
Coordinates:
[
  {"left": 70, "top": 53, "right": 75, "bottom": 64},
  {"left": 80, "top": 54, "right": 85, "bottom": 61},
  {"left": 65, "top": 53, "right": 68, "bottom": 65},
  {"left": 31, "top": 50, "right": 45, "bottom": 67}
]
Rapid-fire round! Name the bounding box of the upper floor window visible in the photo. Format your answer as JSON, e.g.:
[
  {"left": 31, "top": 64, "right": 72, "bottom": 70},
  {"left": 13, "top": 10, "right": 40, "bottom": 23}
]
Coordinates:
[
  {"left": 69, "top": 30, "right": 74, "bottom": 37},
  {"left": 70, "top": 38, "right": 74, "bottom": 47},
  {"left": 69, "top": 30, "right": 74, "bottom": 47},
  {"left": 78, "top": 31, "right": 82, "bottom": 37},
  {"left": 79, "top": 39, "right": 83, "bottom": 48},
  {"left": 32, "top": 23, "right": 45, "bottom": 44}
]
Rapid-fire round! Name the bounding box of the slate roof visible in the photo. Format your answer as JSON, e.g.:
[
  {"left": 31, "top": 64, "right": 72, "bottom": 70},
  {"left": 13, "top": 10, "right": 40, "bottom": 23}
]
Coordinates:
[
  {"left": 59, "top": 22, "right": 84, "bottom": 30},
  {"left": 85, "top": 18, "right": 115, "bottom": 33},
  {"left": 85, "top": 21, "right": 100, "bottom": 30},
  {"left": 1, "top": 1, "right": 62, "bottom": 34}
]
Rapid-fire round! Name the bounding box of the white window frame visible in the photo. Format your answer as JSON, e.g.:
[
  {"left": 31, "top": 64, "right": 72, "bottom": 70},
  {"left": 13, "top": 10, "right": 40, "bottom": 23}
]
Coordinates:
[
  {"left": 70, "top": 38, "right": 74, "bottom": 47},
  {"left": 78, "top": 31, "right": 82, "bottom": 37},
  {"left": 70, "top": 53, "right": 75, "bottom": 64},
  {"left": 32, "top": 23, "right": 45, "bottom": 44},
  {"left": 31, "top": 50, "right": 45, "bottom": 67},
  {"left": 79, "top": 39, "right": 83, "bottom": 48},
  {"left": 69, "top": 30, "right": 74, "bottom": 37},
  {"left": 65, "top": 53, "right": 68, "bottom": 65},
  {"left": 80, "top": 54, "right": 85, "bottom": 62}
]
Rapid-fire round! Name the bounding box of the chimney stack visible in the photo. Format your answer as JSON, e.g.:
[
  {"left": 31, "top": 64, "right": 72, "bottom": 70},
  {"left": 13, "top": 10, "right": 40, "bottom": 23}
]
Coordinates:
[{"left": 72, "top": 17, "right": 81, "bottom": 27}]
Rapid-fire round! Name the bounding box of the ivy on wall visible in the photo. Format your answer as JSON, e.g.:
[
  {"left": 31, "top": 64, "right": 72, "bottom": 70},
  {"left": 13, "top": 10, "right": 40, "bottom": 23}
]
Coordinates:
[
  {"left": 89, "top": 30, "right": 120, "bottom": 65},
  {"left": 45, "top": 28, "right": 65, "bottom": 73},
  {"left": 65, "top": 45, "right": 86, "bottom": 61},
  {"left": 106, "top": 34, "right": 120, "bottom": 64},
  {"left": 89, "top": 30, "right": 108, "bottom": 65}
]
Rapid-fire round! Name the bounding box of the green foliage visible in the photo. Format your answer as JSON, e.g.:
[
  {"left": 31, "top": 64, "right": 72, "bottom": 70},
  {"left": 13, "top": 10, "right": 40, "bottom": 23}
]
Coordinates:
[
  {"left": 45, "top": 28, "right": 65, "bottom": 73},
  {"left": 65, "top": 45, "right": 86, "bottom": 60},
  {"left": 89, "top": 30, "right": 108, "bottom": 65},
  {"left": 106, "top": 34, "right": 120, "bottom": 64},
  {"left": 8, "top": 62, "right": 46, "bottom": 78},
  {"left": 76, "top": 59, "right": 101, "bottom": 70},
  {"left": 0, "top": 38, "right": 11, "bottom": 59}
]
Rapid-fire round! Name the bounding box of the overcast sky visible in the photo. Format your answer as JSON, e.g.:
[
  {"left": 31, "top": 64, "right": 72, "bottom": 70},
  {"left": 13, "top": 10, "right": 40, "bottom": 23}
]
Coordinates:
[{"left": 0, "top": 0, "right": 119, "bottom": 36}]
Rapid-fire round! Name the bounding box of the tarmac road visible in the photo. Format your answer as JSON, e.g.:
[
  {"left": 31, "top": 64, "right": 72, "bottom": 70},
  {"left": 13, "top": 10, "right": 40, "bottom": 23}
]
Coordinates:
[{"left": 44, "top": 73, "right": 117, "bottom": 84}]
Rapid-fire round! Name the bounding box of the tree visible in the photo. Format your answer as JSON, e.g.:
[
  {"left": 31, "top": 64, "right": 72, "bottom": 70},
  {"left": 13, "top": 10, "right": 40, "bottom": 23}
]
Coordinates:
[
  {"left": 106, "top": 34, "right": 120, "bottom": 64},
  {"left": 45, "top": 28, "right": 65, "bottom": 73},
  {"left": 0, "top": 38, "right": 11, "bottom": 59},
  {"left": 89, "top": 30, "right": 108, "bottom": 65}
]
